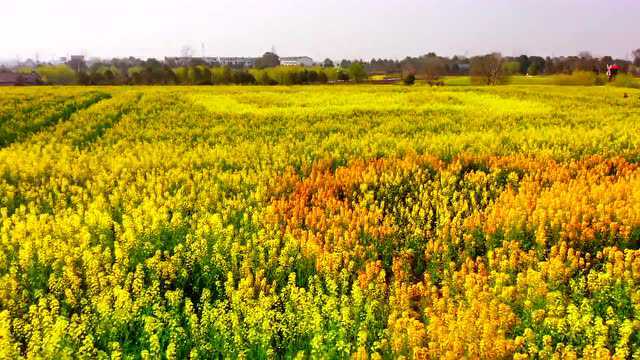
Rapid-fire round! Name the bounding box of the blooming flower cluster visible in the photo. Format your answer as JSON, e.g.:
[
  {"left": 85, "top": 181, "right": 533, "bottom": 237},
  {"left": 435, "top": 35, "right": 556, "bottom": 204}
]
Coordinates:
[{"left": 0, "top": 85, "right": 639, "bottom": 358}]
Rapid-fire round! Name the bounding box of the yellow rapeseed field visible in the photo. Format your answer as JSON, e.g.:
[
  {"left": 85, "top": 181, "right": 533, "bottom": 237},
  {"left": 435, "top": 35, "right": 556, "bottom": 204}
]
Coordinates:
[{"left": 0, "top": 84, "right": 640, "bottom": 359}]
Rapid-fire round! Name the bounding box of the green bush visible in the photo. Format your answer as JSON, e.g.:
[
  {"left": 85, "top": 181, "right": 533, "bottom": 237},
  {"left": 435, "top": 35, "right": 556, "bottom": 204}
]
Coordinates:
[
  {"left": 403, "top": 74, "right": 416, "bottom": 85},
  {"left": 36, "top": 64, "right": 78, "bottom": 85},
  {"left": 552, "top": 71, "right": 604, "bottom": 86},
  {"left": 610, "top": 74, "right": 640, "bottom": 89}
]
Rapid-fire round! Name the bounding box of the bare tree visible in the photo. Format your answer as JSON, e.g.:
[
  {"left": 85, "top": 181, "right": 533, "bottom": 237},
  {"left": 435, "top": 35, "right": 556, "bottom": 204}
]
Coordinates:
[
  {"left": 181, "top": 45, "right": 194, "bottom": 58},
  {"left": 401, "top": 63, "right": 417, "bottom": 79},
  {"left": 423, "top": 56, "right": 446, "bottom": 82},
  {"left": 578, "top": 51, "right": 592, "bottom": 59},
  {"left": 470, "top": 53, "right": 507, "bottom": 85},
  {"left": 576, "top": 51, "right": 596, "bottom": 71},
  {"left": 633, "top": 48, "right": 640, "bottom": 67}
]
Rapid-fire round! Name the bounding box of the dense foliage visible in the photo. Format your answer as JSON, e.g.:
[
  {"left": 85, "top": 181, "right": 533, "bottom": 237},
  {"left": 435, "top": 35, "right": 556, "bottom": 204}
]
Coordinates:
[
  {"left": 11, "top": 48, "right": 639, "bottom": 86},
  {"left": 0, "top": 85, "right": 639, "bottom": 359}
]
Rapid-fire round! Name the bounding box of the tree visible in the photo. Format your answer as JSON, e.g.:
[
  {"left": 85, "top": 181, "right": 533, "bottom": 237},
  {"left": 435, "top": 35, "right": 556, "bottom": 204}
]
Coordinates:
[
  {"left": 423, "top": 56, "right": 446, "bottom": 81},
  {"left": 67, "top": 57, "right": 87, "bottom": 73},
  {"left": 130, "top": 71, "right": 143, "bottom": 85},
  {"left": 78, "top": 71, "right": 91, "bottom": 85},
  {"left": 163, "top": 65, "right": 177, "bottom": 84},
  {"left": 104, "top": 69, "right": 115, "bottom": 84},
  {"left": 232, "top": 70, "right": 256, "bottom": 85},
  {"left": 527, "top": 62, "right": 541, "bottom": 76},
  {"left": 89, "top": 71, "right": 105, "bottom": 85},
  {"left": 323, "top": 58, "right": 334, "bottom": 68},
  {"left": 528, "top": 56, "right": 546, "bottom": 75},
  {"left": 286, "top": 71, "right": 300, "bottom": 85},
  {"left": 133, "top": 58, "right": 174, "bottom": 84},
  {"left": 188, "top": 66, "right": 204, "bottom": 84},
  {"left": 518, "top": 55, "right": 530, "bottom": 75},
  {"left": 201, "top": 67, "right": 212, "bottom": 85},
  {"left": 633, "top": 49, "right": 640, "bottom": 67},
  {"left": 317, "top": 71, "right": 328, "bottom": 84},
  {"left": 307, "top": 70, "right": 319, "bottom": 83},
  {"left": 470, "top": 53, "right": 507, "bottom": 85},
  {"left": 576, "top": 51, "right": 595, "bottom": 71},
  {"left": 348, "top": 62, "right": 367, "bottom": 83},
  {"left": 401, "top": 62, "right": 417, "bottom": 79},
  {"left": 337, "top": 69, "right": 350, "bottom": 82},
  {"left": 221, "top": 66, "right": 233, "bottom": 84},
  {"left": 502, "top": 61, "right": 521, "bottom": 75},
  {"left": 256, "top": 52, "right": 280, "bottom": 69},
  {"left": 173, "top": 67, "right": 189, "bottom": 84},
  {"left": 258, "top": 71, "right": 276, "bottom": 85},
  {"left": 35, "top": 64, "right": 77, "bottom": 84}
]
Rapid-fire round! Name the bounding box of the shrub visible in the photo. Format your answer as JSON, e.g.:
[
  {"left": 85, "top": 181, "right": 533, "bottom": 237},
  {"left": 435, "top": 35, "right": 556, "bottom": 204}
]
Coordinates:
[
  {"left": 552, "top": 71, "right": 604, "bottom": 86},
  {"left": 610, "top": 74, "right": 640, "bottom": 89},
  {"left": 403, "top": 74, "right": 416, "bottom": 85}
]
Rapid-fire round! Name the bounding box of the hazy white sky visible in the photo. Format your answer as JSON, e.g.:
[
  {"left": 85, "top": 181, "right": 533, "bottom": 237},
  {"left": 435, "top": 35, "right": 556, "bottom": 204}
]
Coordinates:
[{"left": 2, "top": 0, "right": 639, "bottom": 61}]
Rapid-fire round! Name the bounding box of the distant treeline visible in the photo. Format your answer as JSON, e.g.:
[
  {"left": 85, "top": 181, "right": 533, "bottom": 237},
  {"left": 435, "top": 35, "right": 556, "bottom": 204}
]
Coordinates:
[
  {"left": 375, "top": 51, "right": 640, "bottom": 77},
  {"left": 16, "top": 61, "right": 367, "bottom": 86},
  {"left": 7, "top": 50, "right": 640, "bottom": 86}
]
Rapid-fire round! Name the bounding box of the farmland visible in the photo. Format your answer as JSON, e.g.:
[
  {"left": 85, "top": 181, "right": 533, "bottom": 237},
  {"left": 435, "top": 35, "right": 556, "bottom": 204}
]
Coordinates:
[{"left": 1, "top": 85, "right": 640, "bottom": 359}]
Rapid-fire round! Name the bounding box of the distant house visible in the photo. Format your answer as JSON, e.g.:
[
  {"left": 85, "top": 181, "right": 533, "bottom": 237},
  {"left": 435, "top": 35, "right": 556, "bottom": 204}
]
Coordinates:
[
  {"left": 165, "top": 56, "right": 254, "bottom": 67},
  {"left": 164, "top": 55, "right": 312, "bottom": 68},
  {"left": 202, "top": 57, "right": 220, "bottom": 66},
  {"left": 217, "top": 57, "right": 257, "bottom": 68},
  {"left": 280, "top": 56, "right": 314, "bottom": 67},
  {"left": 0, "top": 71, "right": 42, "bottom": 86}
]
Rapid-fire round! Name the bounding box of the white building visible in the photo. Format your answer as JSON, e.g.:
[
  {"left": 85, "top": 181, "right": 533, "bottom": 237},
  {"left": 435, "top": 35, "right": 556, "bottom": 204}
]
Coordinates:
[
  {"left": 217, "top": 57, "right": 257, "bottom": 67},
  {"left": 165, "top": 57, "right": 219, "bottom": 67},
  {"left": 280, "top": 56, "right": 314, "bottom": 67}
]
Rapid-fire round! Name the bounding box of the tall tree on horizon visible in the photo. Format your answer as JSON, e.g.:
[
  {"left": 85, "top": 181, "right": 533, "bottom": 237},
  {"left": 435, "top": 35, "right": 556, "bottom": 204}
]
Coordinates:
[
  {"left": 633, "top": 49, "right": 640, "bottom": 67},
  {"left": 348, "top": 62, "right": 367, "bottom": 82},
  {"left": 470, "top": 53, "right": 507, "bottom": 85},
  {"left": 256, "top": 52, "right": 280, "bottom": 69}
]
